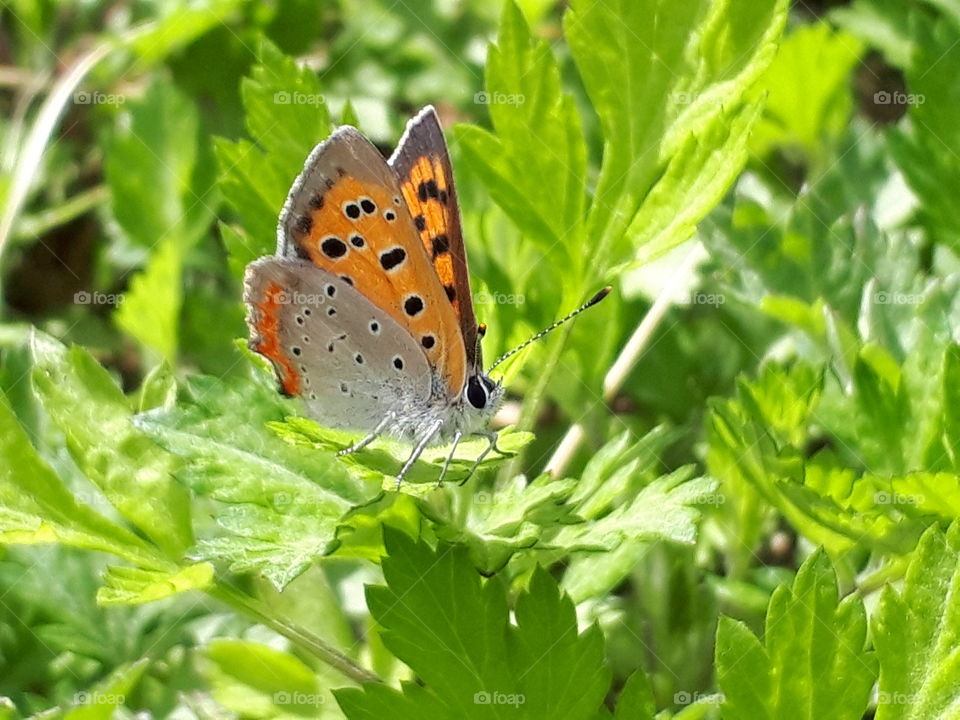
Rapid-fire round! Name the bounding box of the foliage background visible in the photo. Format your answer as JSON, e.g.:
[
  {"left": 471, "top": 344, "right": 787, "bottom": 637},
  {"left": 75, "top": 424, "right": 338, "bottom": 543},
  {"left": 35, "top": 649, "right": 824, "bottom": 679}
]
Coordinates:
[{"left": 1, "top": 0, "right": 959, "bottom": 717}]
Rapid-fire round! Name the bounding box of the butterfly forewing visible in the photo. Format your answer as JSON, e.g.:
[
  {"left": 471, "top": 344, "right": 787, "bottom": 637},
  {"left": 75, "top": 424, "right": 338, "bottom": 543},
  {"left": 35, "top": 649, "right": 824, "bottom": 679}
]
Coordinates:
[
  {"left": 276, "top": 127, "right": 467, "bottom": 396},
  {"left": 389, "top": 106, "right": 480, "bottom": 370},
  {"left": 245, "top": 257, "right": 432, "bottom": 428}
]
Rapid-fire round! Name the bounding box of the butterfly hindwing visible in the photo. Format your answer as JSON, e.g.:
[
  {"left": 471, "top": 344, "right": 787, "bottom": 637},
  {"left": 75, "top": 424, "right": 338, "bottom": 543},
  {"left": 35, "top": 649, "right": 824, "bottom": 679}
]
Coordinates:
[
  {"left": 244, "top": 257, "right": 432, "bottom": 429},
  {"left": 276, "top": 127, "right": 467, "bottom": 397},
  {"left": 389, "top": 106, "right": 480, "bottom": 370}
]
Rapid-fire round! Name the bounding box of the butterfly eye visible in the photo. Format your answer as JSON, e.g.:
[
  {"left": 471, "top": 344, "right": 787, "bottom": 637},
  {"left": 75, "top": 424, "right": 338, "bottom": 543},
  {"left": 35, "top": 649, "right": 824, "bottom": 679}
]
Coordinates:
[
  {"left": 480, "top": 375, "right": 496, "bottom": 394},
  {"left": 466, "top": 375, "right": 488, "bottom": 410}
]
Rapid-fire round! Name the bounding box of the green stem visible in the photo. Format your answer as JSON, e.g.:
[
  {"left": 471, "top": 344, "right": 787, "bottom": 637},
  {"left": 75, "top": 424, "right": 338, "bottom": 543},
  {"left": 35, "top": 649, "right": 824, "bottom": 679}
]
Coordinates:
[
  {"left": 856, "top": 555, "right": 910, "bottom": 596},
  {"left": 13, "top": 185, "right": 108, "bottom": 241},
  {"left": 209, "top": 581, "right": 381, "bottom": 686}
]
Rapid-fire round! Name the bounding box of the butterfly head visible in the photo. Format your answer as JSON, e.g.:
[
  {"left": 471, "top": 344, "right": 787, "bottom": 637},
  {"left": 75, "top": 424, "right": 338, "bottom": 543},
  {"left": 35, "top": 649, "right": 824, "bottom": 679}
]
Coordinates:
[
  {"left": 455, "top": 370, "right": 502, "bottom": 433},
  {"left": 465, "top": 371, "right": 502, "bottom": 410}
]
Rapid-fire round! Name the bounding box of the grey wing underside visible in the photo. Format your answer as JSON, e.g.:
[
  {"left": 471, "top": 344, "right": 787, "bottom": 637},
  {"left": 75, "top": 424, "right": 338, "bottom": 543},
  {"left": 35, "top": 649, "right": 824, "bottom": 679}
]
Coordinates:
[{"left": 244, "top": 257, "right": 432, "bottom": 431}]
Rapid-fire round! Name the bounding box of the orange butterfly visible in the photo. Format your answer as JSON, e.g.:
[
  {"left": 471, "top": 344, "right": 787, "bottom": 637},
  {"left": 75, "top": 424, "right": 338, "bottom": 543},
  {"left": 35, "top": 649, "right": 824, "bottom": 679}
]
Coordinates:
[
  {"left": 245, "top": 107, "right": 501, "bottom": 485},
  {"left": 244, "top": 106, "right": 608, "bottom": 486}
]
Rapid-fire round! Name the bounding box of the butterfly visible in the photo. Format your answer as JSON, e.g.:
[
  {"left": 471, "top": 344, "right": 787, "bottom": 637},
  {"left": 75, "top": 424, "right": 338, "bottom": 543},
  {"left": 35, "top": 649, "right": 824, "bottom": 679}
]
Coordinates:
[
  {"left": 244, "top": 106, "right": 505, "bottom": 486},
  {"left": 244, "top": 106, "right": 608, "bottom": 487}
]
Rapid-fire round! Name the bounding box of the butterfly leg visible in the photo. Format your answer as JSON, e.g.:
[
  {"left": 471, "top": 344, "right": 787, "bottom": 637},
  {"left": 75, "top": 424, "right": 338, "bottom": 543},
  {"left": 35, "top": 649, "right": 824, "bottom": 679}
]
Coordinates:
[
  {"left": 436, "top": 429, "right": 464, "bottom": 487},
  {"left": 395, "top": 419, "right": 444, "bottom": 489},
  {"left": 458, "top": 430, "right": 503, "bottom": 486},
  {"left": 337, "top": 413, "right": 394, "bottom": 456}
]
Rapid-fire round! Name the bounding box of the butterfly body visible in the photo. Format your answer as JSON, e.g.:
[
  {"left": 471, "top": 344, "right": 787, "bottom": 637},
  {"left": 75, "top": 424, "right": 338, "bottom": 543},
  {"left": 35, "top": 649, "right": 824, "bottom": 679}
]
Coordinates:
[{"left": 245, "top": 107, "right": 502, "bottom": 483}]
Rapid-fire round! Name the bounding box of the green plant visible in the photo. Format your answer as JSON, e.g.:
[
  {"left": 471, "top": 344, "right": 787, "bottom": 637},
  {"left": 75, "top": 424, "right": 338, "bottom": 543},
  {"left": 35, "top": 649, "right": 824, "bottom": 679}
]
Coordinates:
[{"left": 2, "top": 0, "right": 960, "bottom": 717}]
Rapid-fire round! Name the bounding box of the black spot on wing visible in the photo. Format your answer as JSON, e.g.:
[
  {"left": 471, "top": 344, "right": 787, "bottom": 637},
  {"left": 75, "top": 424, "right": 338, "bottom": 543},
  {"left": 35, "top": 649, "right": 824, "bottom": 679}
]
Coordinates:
[
  {"left": 431, "top": 234, "right": 450, "bottom": 257},
  {"left": 321, "top": 236, "right": 347, "bottom": 258},
  {"left": 380, "top": 247, "right": 407, "bottom": 271}
]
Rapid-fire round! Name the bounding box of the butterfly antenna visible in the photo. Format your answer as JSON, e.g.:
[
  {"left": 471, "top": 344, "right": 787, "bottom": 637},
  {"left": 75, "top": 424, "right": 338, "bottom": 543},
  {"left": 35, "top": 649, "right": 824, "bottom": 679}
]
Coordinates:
[{"left": 488, "top": 287, "right": 612, "bottom": 372}]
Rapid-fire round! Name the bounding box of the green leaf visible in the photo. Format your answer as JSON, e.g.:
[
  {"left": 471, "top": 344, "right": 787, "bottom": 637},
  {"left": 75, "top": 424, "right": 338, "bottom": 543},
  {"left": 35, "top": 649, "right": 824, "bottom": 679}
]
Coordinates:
[
  {"left": 832, "top": 0, "right": 914, "bottom": 68},
  {"left": 30, "top": 332, "right": 193, "bottom": 559},
  {"left": 700, "top": 136, "right": 915, "bottom": 330},
  {"left": 612, "top": 670, "right": 656, "bottom": 720},
  {"left": 136, "top": 361, "right": 177, "bottom": 413},
  {"left": 551, "top": 466, "right": 714, "bottom": 551},
  {"left": 274, "top": 416, "right": 532, "bottom": 488},
  {"left": 0, "top": 388, "right": 158, "bottom": 568},
  {"left": 203, "top": 638, "right": 333, "bottom": 718},
  {"left": 104, "top": 76, "right": 215, "bottom": 251},
  {"left": 215, "top": 39, "right": 332, "bottom": 275},
  {"left": 65, "top": 658, "right": 149, "bottom": 720},
  {"left": 749, "top": 22, "right": 864, "bottom": 162},
  {"left": 419, "top": 474, "right": 579, "bottom": 575},
  {"left": 887, "top": 11, "right": 960, "bottom": 248},
  {"left": 113, "top": 238, "right": 184, "bottom": 362},
  {"left": 127, "top": 0, "right": 248, "bottom": 64},
  {"left": 872, "top": 523, "right": 960, "bottom": 720},
  {"left": 557, "top": 429, "right": 709, "bottom": 600},
  {"left": 565, "top": 0, "right": 788, "bottom": 268},
  {"left": 457, "top": 0, "right": 586, "bottom": 253},
  {"left": 133, "top": 369, "right": 381, "bottom": 590},
  {"left": 335, "top": 529, "right": 610, "bottom": 719},
  {"left": 716, "top": 550, "right": 877, "bottom": 720},
  {"left": 97, "top": 562, "right": 214, "bottom": 605}
]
